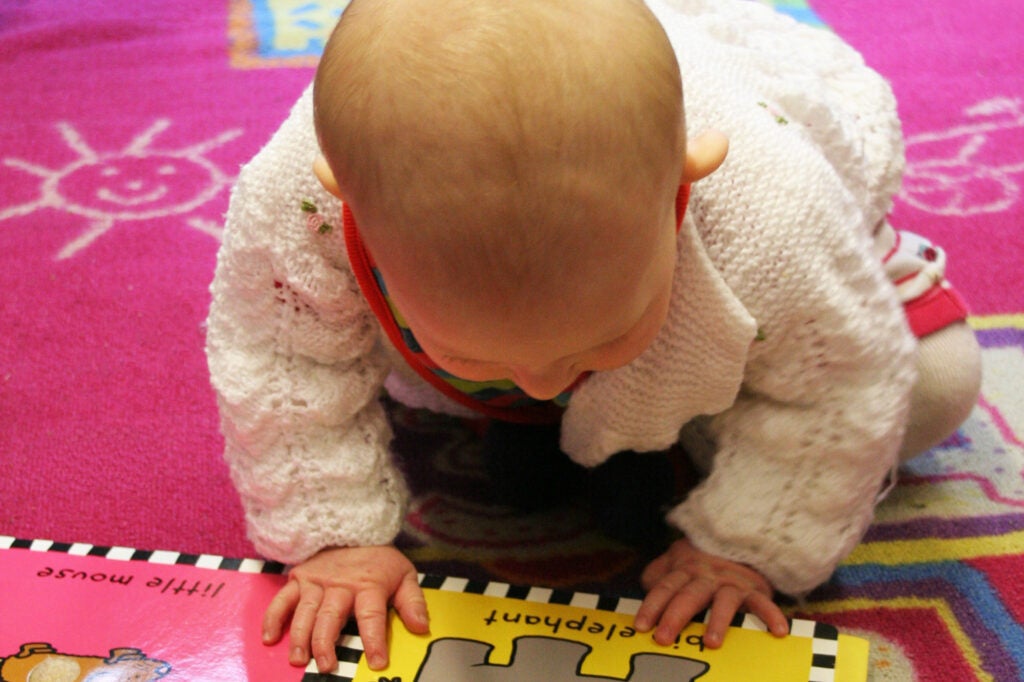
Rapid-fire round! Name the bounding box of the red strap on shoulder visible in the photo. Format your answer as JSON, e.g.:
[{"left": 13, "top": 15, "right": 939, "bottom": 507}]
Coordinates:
[{"left": 676, "top": 183, "right": 690, "bottom": 233}]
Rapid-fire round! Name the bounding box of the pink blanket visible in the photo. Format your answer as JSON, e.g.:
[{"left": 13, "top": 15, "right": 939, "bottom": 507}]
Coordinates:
[{"left": 2, "top": 1, "right": 1022, "bottom": 679}]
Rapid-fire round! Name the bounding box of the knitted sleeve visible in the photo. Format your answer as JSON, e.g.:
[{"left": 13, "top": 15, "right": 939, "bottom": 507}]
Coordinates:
[
  {"left": 205, "top": 87, "right": 408, "bottom": 565},
  {"left": 653, "top": 0, "right": 916, "bottom": 597},
  {"left": 666, "top": 122, "right": 916, "bottom": 598}
]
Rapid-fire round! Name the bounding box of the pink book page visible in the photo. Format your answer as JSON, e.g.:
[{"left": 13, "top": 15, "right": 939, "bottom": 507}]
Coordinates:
[{"left": 0, "top": 540, "right": 300, "bottom": 682}]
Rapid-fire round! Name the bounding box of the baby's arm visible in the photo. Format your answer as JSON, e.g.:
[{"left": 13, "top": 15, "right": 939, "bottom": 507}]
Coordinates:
[
  {"left": 669, "top": 330, "right": 914, "bottom": 598},
  {"left": 638, "top": 315, "right": 913, "bottom": 646},
  {"left": 206, "top": 86, "right": 417, "bottom": 671},
  {"left": 208, "top": 228, "right": 414, "bottom": 670},
  {"left": 665, "top": 238, "right": 917, "bottom": 616}
]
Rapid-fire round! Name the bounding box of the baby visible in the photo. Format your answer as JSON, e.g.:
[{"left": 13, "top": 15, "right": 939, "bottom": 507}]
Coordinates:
[{"left": 206, "top": 0, "right": 982, "bottom": 673}]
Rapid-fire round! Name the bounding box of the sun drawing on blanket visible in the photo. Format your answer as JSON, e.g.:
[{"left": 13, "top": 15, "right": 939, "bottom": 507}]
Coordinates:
[
  {"left": 0, "top": 119, "right": 242, "bottom": 259},
  {"left": 900, "top": 96, "right": 1024, "bottom": 216}
]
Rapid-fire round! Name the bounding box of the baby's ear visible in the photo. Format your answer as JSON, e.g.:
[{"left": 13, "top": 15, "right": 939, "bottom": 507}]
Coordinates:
[
  {"left": 314, "top": 156, "right": 344, "bottom": 199},
  {"left": 682, "top": 130, "right": 729, "bottom": 183}
]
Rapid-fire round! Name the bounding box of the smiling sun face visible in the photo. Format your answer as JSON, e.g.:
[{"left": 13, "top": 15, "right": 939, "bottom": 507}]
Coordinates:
[
  {"left": 1, "top": 119, "right": 242, "bottom": 259},
  {"left": 56, "top": 153, "right": 219, "bottom": 221}
]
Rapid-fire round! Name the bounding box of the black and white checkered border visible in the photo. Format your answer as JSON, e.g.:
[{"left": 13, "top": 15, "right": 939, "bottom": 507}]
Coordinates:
[
  {"left": 304, "top": 574, "right": 841, "bottom": 682},
  {"left": 2, "top": 539, "right": 839, "bottom": 681},
  {"left": 0, "top": 536, "right": 286, "bottom": 575}
]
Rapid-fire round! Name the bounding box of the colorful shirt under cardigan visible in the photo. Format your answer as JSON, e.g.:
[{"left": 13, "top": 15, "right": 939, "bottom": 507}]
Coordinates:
[{"left": 342, "top": 185, "right": 691, "bottom": 423}]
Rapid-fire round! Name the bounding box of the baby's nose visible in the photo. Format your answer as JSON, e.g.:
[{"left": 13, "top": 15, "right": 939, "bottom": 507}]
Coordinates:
[{"left": 511, "top": 366, "right": 576, "bottom": 401}]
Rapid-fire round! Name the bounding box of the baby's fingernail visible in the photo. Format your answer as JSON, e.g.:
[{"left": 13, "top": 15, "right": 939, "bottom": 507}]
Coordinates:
[
  {"left": 367, "top": 653, "right": 387, "bottom": 670},
  {"left": 317, "top": 656, "right": 332, "bottom": 672},
  {"left": 634, "top": 616, "right": 650, "bottom": 631},
  {"left": 704, "top": 631, "right": 723, "bottom": 648},
  {"left": 291, "top": 646, "right": 306, "bottom": 663}
]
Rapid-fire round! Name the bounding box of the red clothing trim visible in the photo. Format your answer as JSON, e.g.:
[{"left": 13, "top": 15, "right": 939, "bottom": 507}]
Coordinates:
[{"left": 904, "top": 284, "right": 970, "bottom": 338}]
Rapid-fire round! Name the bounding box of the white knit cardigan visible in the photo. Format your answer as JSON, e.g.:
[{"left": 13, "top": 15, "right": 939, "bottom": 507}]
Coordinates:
[{"left": 206, "top": 0, "right": 916, "bottom": 596}]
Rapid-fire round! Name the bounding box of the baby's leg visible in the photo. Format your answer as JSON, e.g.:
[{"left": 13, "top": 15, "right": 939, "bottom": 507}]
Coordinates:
[
  {"left": 899, "top": 321, "right": 982, "bottom": 461},
  {"left": 874, "top": 222, "right": 982, "bottom": 460}
]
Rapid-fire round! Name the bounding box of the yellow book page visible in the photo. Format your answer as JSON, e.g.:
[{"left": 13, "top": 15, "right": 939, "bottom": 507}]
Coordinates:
[
  {"left": 836, "top": 634, "right": 871, "bottom": 682},
  {"left": 351, "top": 589, "right": 868, "bottom": 681}
]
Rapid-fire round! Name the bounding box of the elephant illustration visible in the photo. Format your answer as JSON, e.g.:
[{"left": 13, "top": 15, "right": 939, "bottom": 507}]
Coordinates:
[{"left": 414, "top": 636, "right": 709, "bottom": 682}]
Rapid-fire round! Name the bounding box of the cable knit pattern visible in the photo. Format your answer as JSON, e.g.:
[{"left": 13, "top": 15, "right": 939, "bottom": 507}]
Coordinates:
[
  {"left": 206, "top": 90, "right": 407, "bottom": 564},
  {"left": 207, "top": 0, "right": 917, "bottom": 593}
]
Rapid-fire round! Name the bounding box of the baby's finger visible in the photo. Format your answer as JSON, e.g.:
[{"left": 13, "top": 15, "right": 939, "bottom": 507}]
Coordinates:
[
  {"left": 635, "top": 569, "right": 691, "bottom": 631},
  {"left": 653, "top": 578, "right": 715, "bottom": 646},
  {"left": 311, "top": 587, "right": 354, "bottom": 673},
  {"left": 263, "top": 580, "right": 300, "bottom": 645},
  {"left": 354, "top": 587, "right": 392, "bottom": 670},
  {"left": 393, "top": 572, "right": 430, "bottom": 634},
  {"left": 745, "top": 591, "right": 790, "bottom": 638},
  {"left": 703, "top": 585, "right": 745, "bottom": 649},
  {"left": 288, "top": 582, "right": 325, "bottom": 666}
]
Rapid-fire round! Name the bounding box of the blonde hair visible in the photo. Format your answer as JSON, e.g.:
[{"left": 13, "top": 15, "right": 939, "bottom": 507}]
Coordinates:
[{"left": 314, "top": 0, "right": 683, "bottom": 302}]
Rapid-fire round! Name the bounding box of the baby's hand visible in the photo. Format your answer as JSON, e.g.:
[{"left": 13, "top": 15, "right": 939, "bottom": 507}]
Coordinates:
[
  {"left": 263, "top": 545, "right": 429, "bottom": 673},
  {"left": 634, "top": 537, "right": 789, "bottom": 648}
]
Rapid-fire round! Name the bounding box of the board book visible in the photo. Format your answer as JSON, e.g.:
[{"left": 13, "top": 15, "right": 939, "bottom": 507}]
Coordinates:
[{"left": 0, "top": 537, "right": 868, "bottom": 681}]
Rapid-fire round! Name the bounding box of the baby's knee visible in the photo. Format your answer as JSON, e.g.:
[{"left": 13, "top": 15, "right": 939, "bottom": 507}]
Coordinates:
[{"left": 899, "top": 321, "right": 982, "bottom": 461}]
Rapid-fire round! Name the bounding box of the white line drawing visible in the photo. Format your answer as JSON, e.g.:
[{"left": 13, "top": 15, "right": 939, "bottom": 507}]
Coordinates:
[
  {"left": 899, "top": 96, "right": 1024, "bottom": 217},
  {"left": 1, "top": 120, "right": 242, "bottom": 259}
]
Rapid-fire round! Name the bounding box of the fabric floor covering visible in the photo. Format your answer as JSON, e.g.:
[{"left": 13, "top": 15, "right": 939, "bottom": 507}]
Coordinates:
[{"left": 1, "top": 1, "right": 1022, "bottom": 679}]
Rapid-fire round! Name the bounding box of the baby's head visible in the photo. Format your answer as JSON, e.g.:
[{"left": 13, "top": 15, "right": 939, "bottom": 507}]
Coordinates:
[{"left": 314, "top": 0, "right": 719, "bottom": 398}]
